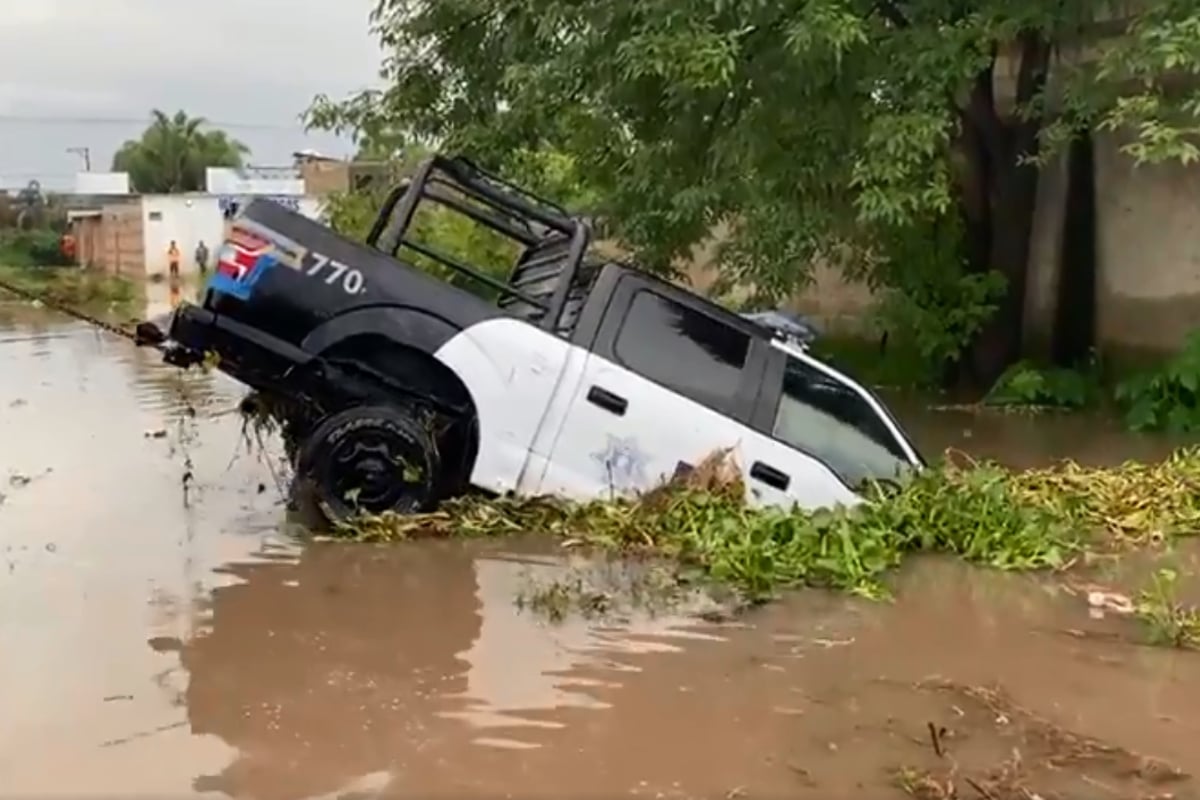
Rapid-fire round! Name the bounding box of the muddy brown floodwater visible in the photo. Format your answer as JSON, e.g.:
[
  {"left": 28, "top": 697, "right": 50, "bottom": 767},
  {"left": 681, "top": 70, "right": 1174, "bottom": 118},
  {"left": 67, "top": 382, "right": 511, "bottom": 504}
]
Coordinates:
[{"left": 2, "top": 291, "right": 1199, "bottom": 799}]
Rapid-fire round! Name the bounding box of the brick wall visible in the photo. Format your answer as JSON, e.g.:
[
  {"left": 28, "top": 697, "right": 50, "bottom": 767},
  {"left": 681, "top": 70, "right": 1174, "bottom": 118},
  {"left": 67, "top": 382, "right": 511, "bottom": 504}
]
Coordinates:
[
  {"left": 75, "top": 201, "right": 144, "bottom": 275},
  {"left": 299, "top": 160, "right": 350, "bottom": 196}
]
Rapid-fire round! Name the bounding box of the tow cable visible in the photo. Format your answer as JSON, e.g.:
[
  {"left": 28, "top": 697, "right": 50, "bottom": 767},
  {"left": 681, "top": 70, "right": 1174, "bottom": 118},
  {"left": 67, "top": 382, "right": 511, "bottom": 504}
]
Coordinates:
[{"left": 0, "top": 276, "right": 164, "bottom": 350}]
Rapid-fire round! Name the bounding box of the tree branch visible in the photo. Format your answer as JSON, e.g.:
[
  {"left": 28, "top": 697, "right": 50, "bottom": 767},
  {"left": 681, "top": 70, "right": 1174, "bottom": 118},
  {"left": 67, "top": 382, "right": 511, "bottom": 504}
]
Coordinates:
[{"left": 702, "top": 95, "right": 729, "bottom": 163}]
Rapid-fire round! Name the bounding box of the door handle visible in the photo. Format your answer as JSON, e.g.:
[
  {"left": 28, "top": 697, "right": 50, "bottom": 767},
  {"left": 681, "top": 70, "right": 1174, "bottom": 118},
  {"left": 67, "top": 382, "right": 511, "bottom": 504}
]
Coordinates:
[
  {"left": 587, "top": 385, "right": 628, "bottom": 416},
  {"left": 750, "top": 461, "right": 790, "bottom": 491}
]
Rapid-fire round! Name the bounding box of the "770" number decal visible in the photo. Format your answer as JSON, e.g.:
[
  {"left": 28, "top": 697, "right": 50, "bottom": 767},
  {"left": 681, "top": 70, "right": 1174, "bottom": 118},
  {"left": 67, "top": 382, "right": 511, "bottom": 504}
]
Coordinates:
[{"left": 304, "top": 253, "right": 366, "bottom": 295}]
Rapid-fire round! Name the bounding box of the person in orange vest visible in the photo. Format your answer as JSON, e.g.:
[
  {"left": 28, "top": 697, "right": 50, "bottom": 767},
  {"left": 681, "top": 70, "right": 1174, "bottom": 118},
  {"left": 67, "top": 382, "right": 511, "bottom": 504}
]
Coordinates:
[{"left": 168, "top": 240, "right": 181, "bottom": 278}]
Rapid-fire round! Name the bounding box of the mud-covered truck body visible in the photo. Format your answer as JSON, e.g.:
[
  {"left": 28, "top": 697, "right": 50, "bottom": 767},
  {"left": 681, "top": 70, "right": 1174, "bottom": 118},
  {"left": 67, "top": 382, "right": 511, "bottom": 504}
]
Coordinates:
[{"left": 140, "top": 154, "right": 923, "bottom": 522}]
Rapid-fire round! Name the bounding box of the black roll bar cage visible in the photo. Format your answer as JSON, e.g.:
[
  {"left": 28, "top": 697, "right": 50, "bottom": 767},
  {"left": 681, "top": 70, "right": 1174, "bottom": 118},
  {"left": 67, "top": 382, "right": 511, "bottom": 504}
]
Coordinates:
[{"left": 366, "top": 154, "right": 591, "bottom": 332}]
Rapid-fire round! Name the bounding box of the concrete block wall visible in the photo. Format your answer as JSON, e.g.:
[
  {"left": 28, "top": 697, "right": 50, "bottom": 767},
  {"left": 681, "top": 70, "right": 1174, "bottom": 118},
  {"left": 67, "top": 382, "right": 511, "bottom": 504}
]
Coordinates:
[
  {"left": 1093, "top": 132, "right": 1200, "bottom": 353},
  {"left": 1023, "top": 130, "right": 1200, "bottom": 357}
]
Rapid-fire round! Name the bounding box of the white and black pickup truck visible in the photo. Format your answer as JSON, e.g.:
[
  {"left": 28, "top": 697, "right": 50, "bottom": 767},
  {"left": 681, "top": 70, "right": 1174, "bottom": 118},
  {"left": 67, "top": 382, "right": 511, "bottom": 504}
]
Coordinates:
[{"left": 137, "top": 154, "right": 924, "bottom": 522}]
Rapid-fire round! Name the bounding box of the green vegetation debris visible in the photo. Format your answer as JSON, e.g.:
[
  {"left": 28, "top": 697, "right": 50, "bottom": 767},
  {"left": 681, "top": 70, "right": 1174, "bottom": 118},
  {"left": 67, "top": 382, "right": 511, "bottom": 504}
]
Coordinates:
[
  {"left": 514, "top": 561, "right": 723, "bottom": 624},
  {"left": 238, "top": 390, "right": 306, "bottom": 460},
  {"left": 330, "top": 447, "right": 1200, "bottom": 604}
]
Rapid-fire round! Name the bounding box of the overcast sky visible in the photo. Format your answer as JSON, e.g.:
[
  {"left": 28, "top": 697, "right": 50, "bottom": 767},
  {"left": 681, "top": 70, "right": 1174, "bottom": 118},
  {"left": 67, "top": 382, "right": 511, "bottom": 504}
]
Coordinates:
[{"left": 0, "top": 0, "right": 382, "bottom": 190}]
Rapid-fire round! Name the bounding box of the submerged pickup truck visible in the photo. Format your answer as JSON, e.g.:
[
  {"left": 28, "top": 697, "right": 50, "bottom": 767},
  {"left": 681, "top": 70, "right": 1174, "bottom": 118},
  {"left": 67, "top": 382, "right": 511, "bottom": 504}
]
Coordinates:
[{"left": 138, "top": 154, "right": 924, "bottom": 522}]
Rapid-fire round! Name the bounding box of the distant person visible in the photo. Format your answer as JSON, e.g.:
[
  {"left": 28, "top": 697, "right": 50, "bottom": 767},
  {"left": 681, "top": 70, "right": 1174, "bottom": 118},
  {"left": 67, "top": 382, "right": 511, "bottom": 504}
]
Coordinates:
[
  {"left": 195, "top": 240, "right": 209, "bottom": 275},
  {"left": 60, "top": 232, "right": 76, "bottom": 263},
  {"left": 167, "top": 240, "right": 181, "bottom": 278}
]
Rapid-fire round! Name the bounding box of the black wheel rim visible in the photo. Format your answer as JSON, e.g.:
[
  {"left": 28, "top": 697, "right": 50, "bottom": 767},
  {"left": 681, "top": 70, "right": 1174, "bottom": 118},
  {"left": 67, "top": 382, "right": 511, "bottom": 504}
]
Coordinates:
[{"left": 318, "top": 428, "right": 426, "bottom": 514}]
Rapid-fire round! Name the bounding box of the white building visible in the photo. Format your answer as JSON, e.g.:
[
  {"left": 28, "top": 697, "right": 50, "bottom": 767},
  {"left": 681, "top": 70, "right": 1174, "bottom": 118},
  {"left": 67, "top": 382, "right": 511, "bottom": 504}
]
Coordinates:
[
  {"left": 68, "top": 167, "right": 327, "bottom": 277},
  {"left": 139, "top": 194, "right": 326, "bottom": 276}
]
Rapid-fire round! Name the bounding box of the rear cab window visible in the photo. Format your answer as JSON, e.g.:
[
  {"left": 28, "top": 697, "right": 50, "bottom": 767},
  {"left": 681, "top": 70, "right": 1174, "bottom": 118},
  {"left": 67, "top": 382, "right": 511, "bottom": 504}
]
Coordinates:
[{"left": 770, "top": 352, "right": 916, "bottom": 487}]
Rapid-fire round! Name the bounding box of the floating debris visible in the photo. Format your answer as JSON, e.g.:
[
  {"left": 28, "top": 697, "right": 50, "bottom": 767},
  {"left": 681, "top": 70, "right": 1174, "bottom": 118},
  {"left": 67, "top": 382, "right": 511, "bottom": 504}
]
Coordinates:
[{"left": 1087, "top": 590, "right": 1136, "bottom": 616}]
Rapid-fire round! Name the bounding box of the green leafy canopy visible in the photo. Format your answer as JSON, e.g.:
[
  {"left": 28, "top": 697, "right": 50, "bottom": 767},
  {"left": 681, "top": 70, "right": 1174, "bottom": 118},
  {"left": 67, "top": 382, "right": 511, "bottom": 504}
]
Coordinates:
[
  {"left": 306, "top": 0, "right": 1200, "bottom": 304},
  {"left": 111, "top": 109, "right": 250, "bottom": 194}
]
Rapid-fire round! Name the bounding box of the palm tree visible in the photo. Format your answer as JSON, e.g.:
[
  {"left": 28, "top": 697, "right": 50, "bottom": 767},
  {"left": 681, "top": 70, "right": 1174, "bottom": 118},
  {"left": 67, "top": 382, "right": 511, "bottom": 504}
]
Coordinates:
[{"left": 111, "top": 109, "right": 250, "bottom": 193}]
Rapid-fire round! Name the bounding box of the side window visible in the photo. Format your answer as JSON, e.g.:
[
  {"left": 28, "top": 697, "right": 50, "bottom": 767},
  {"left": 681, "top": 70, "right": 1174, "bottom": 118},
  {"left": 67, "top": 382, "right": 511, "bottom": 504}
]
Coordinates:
[
  {"left": 614, "top": 289, "right": 750, "bottom": 410},
  {"left": 772, "top": 355, "right": 911, "bottom": 486}
]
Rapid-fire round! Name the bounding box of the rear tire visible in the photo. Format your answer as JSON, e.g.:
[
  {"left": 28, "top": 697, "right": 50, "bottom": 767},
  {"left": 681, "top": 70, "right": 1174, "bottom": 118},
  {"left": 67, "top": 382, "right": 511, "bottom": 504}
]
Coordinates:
[{"left": 295, "top": 404, "right": 440, "bottom": 525}]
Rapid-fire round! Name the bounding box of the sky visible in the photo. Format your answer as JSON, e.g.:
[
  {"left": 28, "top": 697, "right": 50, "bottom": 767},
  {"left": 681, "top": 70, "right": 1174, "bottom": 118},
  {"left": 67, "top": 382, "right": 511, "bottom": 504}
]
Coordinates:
[{"left": 0, "top": 0, "right": 383, "bottom": 191}]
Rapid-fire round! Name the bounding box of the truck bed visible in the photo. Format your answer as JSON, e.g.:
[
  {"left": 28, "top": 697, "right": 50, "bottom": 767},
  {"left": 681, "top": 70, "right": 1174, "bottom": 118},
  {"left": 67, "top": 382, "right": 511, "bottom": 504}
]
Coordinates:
[
  {"left": 212, "top": 200, "right": 506, "bottom": 346},
  {"left": 222, "top": 199, "right": 594, "bottom": 344}
]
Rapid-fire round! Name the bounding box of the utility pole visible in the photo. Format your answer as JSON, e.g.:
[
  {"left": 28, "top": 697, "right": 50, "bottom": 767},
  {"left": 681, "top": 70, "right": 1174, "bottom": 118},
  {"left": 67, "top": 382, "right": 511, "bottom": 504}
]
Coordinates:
[{"left": 67, "top": 147, "right": 91, "bottom": 171}]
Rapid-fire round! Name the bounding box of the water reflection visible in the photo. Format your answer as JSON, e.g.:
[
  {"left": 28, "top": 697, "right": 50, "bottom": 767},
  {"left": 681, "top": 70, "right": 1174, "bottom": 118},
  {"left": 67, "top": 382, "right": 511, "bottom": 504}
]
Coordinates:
[
  {"left": 167, "top": 541, "right": 478, "bottom": 798},
  {"left": 164, "top": 540, "right": 726, "bottom": 798},
  {"left": 143, "top": 277, "right": 203, "bottom": 320},
  {"left": 445, "top": 551, "right": 727, "bottom": 735}
]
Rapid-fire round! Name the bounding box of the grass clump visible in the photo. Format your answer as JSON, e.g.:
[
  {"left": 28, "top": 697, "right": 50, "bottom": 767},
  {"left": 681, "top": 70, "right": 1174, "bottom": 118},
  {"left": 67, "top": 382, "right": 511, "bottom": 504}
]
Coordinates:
[
  {"left": 0, "top": 230, "right": 69, "bottom": 268},
  {"left": 514, "top": 562, "right": 720, "bottom": 624},
  {"left": 332, "top": 447, "right": 1200, "bottom": 603},
  {"left": 978, "top": 331, "right": 1200, "bottom": 433},
  {"left": 516, "top": 576, "right": 606, "bottom": 623},
  {"left": 1115, "top": 329, "right": 1200, "bottom": 434},
  {"left": 0, "top": 264, "right": 136, "bottom": 311},
  {"left": 1134, "top": 567, "right": 1200, "bottom": 649},
  {"left": 983, "top": 360, "right": 1099, "bottom": 411}
]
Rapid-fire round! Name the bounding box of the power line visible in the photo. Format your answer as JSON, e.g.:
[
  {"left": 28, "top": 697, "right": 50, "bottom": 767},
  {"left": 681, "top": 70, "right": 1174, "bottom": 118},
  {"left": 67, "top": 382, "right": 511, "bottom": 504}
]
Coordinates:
[{"left": 0, "top": 114, "right": 304, "bottom": 131}]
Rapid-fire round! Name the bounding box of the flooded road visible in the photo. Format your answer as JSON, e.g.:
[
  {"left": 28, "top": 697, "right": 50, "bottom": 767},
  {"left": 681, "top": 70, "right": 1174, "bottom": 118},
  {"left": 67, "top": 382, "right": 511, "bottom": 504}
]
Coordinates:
[
  {"left": 893, "top": 393, "right": 1186, "bottom": 469},
  {"left": 2, "top": 290, "right": 1198, "bottom": 798}
]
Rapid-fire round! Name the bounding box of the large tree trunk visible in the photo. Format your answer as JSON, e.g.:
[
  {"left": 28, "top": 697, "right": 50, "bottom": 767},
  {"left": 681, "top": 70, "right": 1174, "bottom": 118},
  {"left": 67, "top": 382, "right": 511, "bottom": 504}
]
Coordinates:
[{"left": 952, "top": 32, "right": 1052, "bottom": 391}]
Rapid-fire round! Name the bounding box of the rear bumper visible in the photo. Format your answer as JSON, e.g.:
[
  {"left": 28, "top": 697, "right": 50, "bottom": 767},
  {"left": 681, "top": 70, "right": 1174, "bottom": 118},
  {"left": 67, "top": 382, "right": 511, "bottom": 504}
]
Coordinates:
[{"left": 143, "top": 302, "right": 314, "bottom": 391}]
